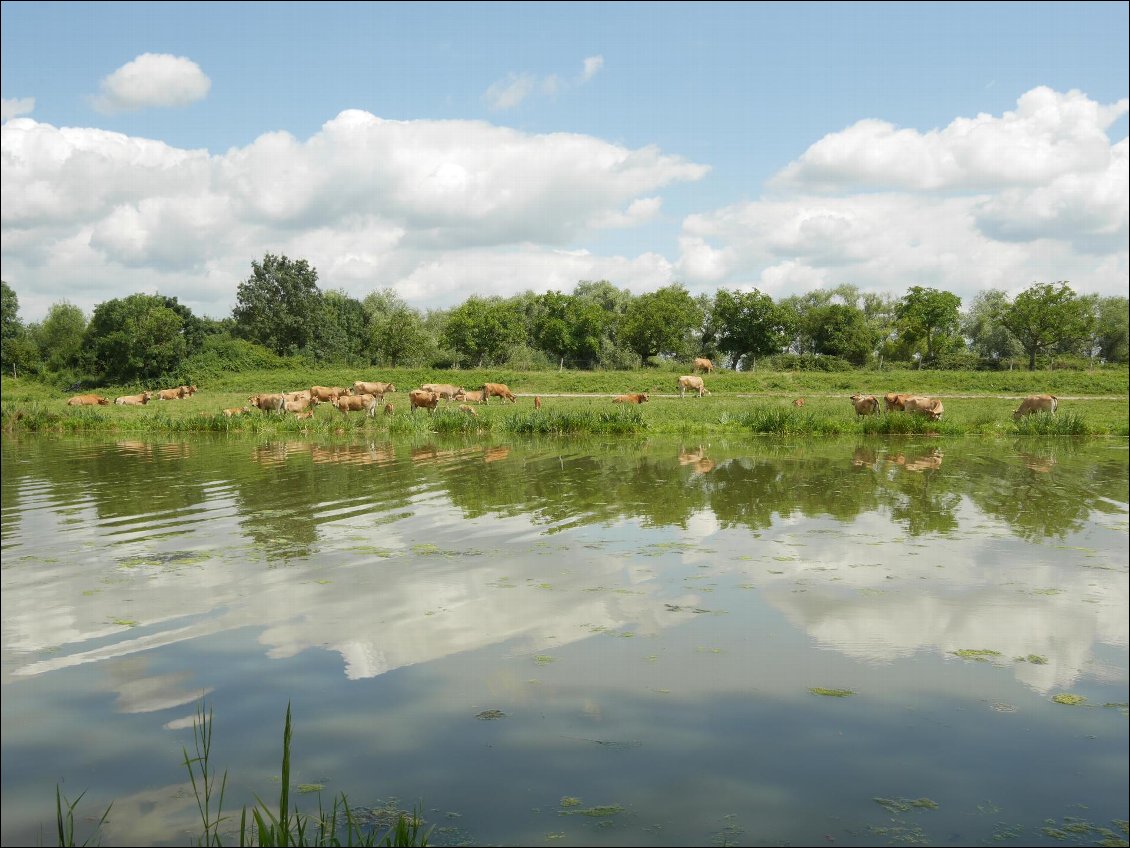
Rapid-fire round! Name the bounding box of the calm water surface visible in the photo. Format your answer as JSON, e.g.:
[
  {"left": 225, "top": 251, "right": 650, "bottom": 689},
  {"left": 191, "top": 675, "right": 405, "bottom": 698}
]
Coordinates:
[{"left": 1, "top": 434, "right": 1127, "bottom": 846}]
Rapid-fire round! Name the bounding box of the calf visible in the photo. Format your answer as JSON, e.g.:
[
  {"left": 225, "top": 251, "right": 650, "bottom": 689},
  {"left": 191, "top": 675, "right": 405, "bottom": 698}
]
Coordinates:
[
  {"left": 115, "top": 391, "right": 153, "bottom": 406},
  {"left": 1012, "top": 394, "right": 1058, "bottom": 420},
  {"left": 792, "top": 398, "right": 805, "bottom": 407},
  {"left": 850, "top": 394, "right": 879, "bottom": 416},
  {"left": 458, "top": 404, "right": 479, "bottom": 417},
  {"left": 222, "top": 406, "right": 251, "bottom": 417},
  {"left": 67, "top": 394, "right": 110, "bottom": 406},
  {"left": 421, "top": 383, "right": 462, "bottom": 400},
  {"left": 534, "top": 395, "right": 542, "bottom": 410},
  {"left": 613, "top": 393, "right": 649, "bottom": 404},
  {"left": 383, "top": 403, "right": 395, "bottom": 416},
  {"left": 454, "top": 389, "right": 486, "bottom": 404},
  {"left": 157, "top": 386, "right": 187, "bottom": 400}
]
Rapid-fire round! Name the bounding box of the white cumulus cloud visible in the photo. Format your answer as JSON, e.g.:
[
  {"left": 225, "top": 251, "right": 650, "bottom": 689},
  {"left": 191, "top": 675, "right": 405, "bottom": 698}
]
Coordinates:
[
  {"left": 92, "top": 53, "right": 211, "bottom": 114},
  {"left": 1, "top": 97, "right": 35, "bottom": 122}
]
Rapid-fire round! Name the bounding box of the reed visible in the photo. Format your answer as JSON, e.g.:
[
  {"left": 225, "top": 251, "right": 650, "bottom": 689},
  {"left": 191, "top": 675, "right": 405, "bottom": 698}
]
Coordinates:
[{"left": 54, "top": 701, "right": 430, "bottom": 847}]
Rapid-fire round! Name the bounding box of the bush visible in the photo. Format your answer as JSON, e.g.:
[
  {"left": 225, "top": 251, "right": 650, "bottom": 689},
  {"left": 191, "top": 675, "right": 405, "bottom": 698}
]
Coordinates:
[{"left": 760, "top": 354, "right": 854, "bottom": 372}]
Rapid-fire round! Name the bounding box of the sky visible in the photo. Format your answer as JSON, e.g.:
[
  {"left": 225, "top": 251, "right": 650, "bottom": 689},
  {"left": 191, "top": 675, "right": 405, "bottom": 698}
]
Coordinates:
[{"left": 1, "top": 1, "right": 1127, "bottom": 323}]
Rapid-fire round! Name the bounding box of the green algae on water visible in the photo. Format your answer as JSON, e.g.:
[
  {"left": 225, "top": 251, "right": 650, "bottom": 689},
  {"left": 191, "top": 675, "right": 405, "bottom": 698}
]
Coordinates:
[
  {"left": 810, "top": 687, "right": 854, "bottom": 697},
  {"left": 1051, "top": 693, "right": 1087, "bottom": 705}
]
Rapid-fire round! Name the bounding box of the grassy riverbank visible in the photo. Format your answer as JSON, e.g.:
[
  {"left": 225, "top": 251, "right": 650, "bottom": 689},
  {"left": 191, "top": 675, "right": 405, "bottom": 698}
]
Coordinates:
[{"left": 3, "top": 368, "right": 1127, "bottom": 438}]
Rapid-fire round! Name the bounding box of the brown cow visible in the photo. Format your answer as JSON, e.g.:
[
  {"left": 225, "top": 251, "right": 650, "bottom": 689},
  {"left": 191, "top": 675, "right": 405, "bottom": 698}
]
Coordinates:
[
  {"left": 454, "top": 388, "right": 486, "bottom": 404},
  {"left": 850, "top": 394, "right": 879, "bottom": 416},
  {"left": 677, "top": 375, "right": 709, "bottom": 398},
  {"left": 283, "top": 389, "right": 312, "bottom": 404},
  {"left": 421, "top": 383, "right": 462, "bottom": 400},
  {"left": 67, "top": 394, "right": 110, "bottom": 406},
  {"left": 692, "top": 357, "right": 715, "bottom": 374},
  {"left": 352, "top": 381, "right": 395, "bottom": 398},
  {"left": 157, "top": 386, "right": 187, "bottom": 400},
  {"left": 458, "top": 404, "right": 479, "bottom": 417},
  {"left": 293, "top": 410, "right": 314, "bottom": 420},
  {"left": 248, "top": 393, "right": 286, "bottom": 412},
  {"left": 613, "top": 393, "right": 649, "bottom": 404},
  {"left": 284, "top": 397, "right": 315, "bottom": 414},
  {"left": 884, "top": 392, "right": 913, "bottom": 412},
  {"left": 182, "top": 385, "right": 198, "bottom": 396},
  {"left": 904, "top": 396, "right": 944, "bottom": 421},
  {"left": 222, "top": 406, "right": 251, "bottom": 417},
  {"left": 792, "top": 398, "right": 805, "bottom": 407},
  {"left": 310, "top": 386, "right": 348, "bottom": 403},
  {"left": 410, "top": 389, "right": 440, "bottom": 414},
  {"left": 115, "top": 391, "right": 152, "bottom": 406},
  {"left": 335, "top": 393, "right": 378, "bottom": 417},
  {"left": 383, "top": 402, "right": 394, "bottom": 416},
  {"left": 483, "top": 383, "right": 517, "bottom": 403},
  {"left": 1012, "top": 394, "right": 1058, "bottom": 420},
  {"left": 534, "top": 395, "right": 542, "bottom": 410}
]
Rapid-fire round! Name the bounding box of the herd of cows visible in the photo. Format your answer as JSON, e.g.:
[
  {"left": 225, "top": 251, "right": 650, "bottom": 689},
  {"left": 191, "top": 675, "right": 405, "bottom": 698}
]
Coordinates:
[{"left": 62, "top": 372, "right": 1062, "bottom": 424}]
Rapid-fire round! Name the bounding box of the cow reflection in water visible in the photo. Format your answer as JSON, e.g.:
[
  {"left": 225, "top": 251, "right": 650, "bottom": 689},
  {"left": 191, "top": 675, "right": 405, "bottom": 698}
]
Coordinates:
[
  {"left": 310, "top": 443, "right": 396, "bottom": 467},
  {"left": 890, "top": 448, "right": 944, "bottom": 473},
  {"left": 678, "top": 446, "right": 715, "bottom": 475}
]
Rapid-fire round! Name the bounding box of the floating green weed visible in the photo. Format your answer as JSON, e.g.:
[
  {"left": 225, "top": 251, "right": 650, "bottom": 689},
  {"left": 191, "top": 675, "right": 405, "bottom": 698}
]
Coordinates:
[
  {"left": 1052, "top": 693, "right": 1087, "bottom": 705},
  {"left": 809, "top": 687, "right": 854, "bottom": 697},
  {"left": 875, "top": 797, "right": 939, "bottom": 813},
  {"left": 953, "top": 648, "right": 1002, "bottom": 661}
]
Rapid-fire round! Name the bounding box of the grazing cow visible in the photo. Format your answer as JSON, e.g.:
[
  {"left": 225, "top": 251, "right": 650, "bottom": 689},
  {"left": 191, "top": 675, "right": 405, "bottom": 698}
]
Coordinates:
[
  {"left": 67, "top": 394, "right": 110, "bottom": 406},
  {"left": 157, "top": 386, "right": 187, "bottom": 400},
  {"left": 310, "top": 386, "right": 348, "bottom": 403},
  {"left": 850, "top": 394, "right": 879, "bottom": 416},
  {"left": 293, "top": 411, "right": 314, "bottom": 420},
  {"left": 677, "top": 375, "right": 709, "bottom": 398},
  {"left": 284, "top": 397, "right": 315, "bottom": 413},
  {"left": 335, "top": 393, "right": 378, "bottom": 417},
  {"left": 421, "top": 383, "right": 462, "bottom": 401},
  {"left": 248, "top": 393, "right": 286, "bottom": 412},
  {"left": 904, "top": 396, "right": 944, "bottom": 421},
  {"left": 454, "top": 389, "right": 486, "bottom": 404},
  {"left": 115, "top": 391, "right": 152, "bottom": 406},
  {"left": 1012, "top": 394, "right": 1058, "bottom": 420},
  {"left": 458, "top": 404, "right": 479, "bottom": 417},
  {"left": 352, "top": 381, "right": 395, "bottom": 398},
  {"left": 692, "top": 357, "right": 715, "bottom": 374},
  {"left": 383, "top": 403, "right": 394, "bottom": 416},
  {"left": 283, "top": 389, "right": 312, "bottom": 404},
  {"left": 182, "top": 385, "right": 198, "bottom": 396},
  {"left": 409, "top": 389, "right": 440, "bottom": 414},
  {"left": 222, "top": 406, "right": 251, "bottom": 417},
  {"left": 483, "top": 383, "right": 517, "bottom": 403},
  {"left": 792, "top": 398, "right": 805, "bottom": 407},
  {"left": 613, "top": 393, "right": 649, "bottom": 404},
  {"left": 884, "top": 392, "right": 913, "bottom": 412},
  {"left": 534, "top": 395, "right": 542, "bottom": 410}
]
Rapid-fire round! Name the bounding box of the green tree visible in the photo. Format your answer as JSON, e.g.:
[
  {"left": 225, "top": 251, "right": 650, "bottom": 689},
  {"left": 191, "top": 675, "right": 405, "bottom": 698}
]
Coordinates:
[
  {"left": 362, "top": 289, "right": 436, "bottom": 367},
  {"left": 998, "top": 282, "right": 1095, "bottom": 371},
  {"left": 315, "top": 289, "right": 368, "bottom": 363},
  {"left": 712, "top": 288, "right": 792, "bottom": 369},
  {"left": 895, "top": 286, "right": 962, "bottom": 362},
  {"left": 961, "top": 289, "right": 1023, "bottom": 363},
  {"left": 34, "top": 302, "right": 88, "bottom": 373},
  {"left": 232, "top": 254, "right": 324, "bottom": 356},
  {"left": 806, "top": 303, "right": 879, "bottom": 365},
  {"left": 531, "top": 291, "right": 608, "bottom": 368},
  {"left": 441, "top": 296, "right": 525, "bottom": 367},
  {"left": 84, "top": 293, "right": 188, "bottom": 383},
  {"left": 1085, "top": 295, "right": 1129, "bottom": 364},
  {"left": 619, "top": 284, "right": 702, "bottom": 367},
  {"left": 1, "top": 281, "right": 34, "bottom": 375}
]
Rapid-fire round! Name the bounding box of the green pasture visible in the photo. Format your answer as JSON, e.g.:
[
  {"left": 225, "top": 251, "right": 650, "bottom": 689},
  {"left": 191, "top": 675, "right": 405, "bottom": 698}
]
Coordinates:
[{"left": 3, "top": 370, "right": 1127, "bottom": 437}]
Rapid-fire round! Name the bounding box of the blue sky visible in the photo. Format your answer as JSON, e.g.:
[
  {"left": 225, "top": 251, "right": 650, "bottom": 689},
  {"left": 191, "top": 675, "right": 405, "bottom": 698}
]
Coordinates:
[{"left": 2, "top": 1, "right": 1127, "bottom": 321}]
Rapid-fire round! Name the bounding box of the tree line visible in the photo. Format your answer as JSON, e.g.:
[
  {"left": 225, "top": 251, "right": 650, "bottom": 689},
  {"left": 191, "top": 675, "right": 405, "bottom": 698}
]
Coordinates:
[{"left": 1, "top": 252, "right": 1127, "bottom": 387}]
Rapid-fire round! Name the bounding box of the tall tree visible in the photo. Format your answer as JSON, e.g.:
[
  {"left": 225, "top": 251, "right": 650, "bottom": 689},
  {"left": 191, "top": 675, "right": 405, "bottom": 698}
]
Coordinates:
[
  {"left": 619, "top": 284, "right": 702, "bottom": 367},
  {"left": 84, "top": 293, "right": 188, "bottom": 382},
  {"left": 441, "top": 296, "right": 525, "bottom": 367},
  {"left": 895, "top": 285, "right": 962, "bottom": 362},
  {"left": 806, "top": 303, "right": 880, "bottom": 365},
  {"left": 34, "top": 302, "right": 88, "bottom": 373},
  {"left": 1087, "top": 295, "right": 1129, "bottom": 364},
  {"left": 232, "top": 254, "right": 324, "bottom": 356},
  {"left": 362, "top": 289, "right": 435, "bottom": 367},
  {"left": 712, "top": 288, "right": 792, "bottom": 369},
  {"left": 0, "top": 281, "right": 38, "bottom": 376},
  {"left": 961, "top": 289, "right": 1022, "bottom": 363},
  {"left": 531, "top": 291, "right": 608, "bottom": 368},
  {"left": 316, "top": 289, "right": 368, "bottom": 363},
  {"left": 997, "top": 282, "right": 1094, "bottom": 371}
]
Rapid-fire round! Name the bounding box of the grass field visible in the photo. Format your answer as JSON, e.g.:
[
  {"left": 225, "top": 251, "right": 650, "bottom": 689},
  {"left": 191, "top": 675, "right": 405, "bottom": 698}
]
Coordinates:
[{"left": 3, "top": 366, "right": 1127, "bottom": 437}]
